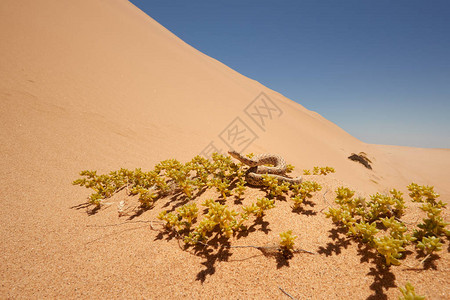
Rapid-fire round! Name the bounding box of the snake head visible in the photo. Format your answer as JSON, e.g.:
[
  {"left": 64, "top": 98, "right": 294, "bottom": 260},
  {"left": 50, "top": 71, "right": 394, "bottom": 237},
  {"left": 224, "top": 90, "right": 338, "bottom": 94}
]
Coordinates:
[{"left": 227, "top": 150, "right": 239, "bottom": 158}]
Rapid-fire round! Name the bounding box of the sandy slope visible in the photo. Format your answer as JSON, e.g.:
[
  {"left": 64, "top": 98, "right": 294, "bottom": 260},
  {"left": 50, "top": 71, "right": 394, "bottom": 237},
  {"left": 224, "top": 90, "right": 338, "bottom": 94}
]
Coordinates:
[{"left": 1, "top": 0, "right": 448, "bottom": 298}]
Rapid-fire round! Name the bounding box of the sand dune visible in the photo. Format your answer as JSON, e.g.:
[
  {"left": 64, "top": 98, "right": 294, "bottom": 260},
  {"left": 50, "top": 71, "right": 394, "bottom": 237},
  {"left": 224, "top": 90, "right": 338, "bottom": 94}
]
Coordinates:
[{"left": 1, "top": 0, "right": 448, "bottom": 298}]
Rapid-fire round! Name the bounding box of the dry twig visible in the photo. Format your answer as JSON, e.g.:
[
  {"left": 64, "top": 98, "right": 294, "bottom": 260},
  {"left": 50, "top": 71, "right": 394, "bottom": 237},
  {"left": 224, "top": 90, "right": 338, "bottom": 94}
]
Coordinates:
[{"left": 279, "top": 286, "right": 297, "bottom": 300}]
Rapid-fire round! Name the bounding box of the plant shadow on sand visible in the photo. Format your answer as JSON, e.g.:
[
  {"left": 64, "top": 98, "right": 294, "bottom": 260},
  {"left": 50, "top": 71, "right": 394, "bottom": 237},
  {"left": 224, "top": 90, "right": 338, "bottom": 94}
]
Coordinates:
[
  {"left": 189, "top": 235, "right": 294, "bottom": 283},
  {"left": 317, "top": 227, "right": 398, "bottom": 300},
  {"left": 317, "top": 227, "right": 352, "bottom": 256},
  {"left": 153, "top": 214, "right": 295, "bottom": 283},
  {"left": 291, "top": 198, "right": 318, "bottom": 216},
  {"left": 191, "top": 234, "right": 233, "bottom": 283},
  {"left": 357, "top": 244, "right": 397, "bottom": 300},
  {"left": 71, "top": 202, "right": 101, "bottom": 215}
]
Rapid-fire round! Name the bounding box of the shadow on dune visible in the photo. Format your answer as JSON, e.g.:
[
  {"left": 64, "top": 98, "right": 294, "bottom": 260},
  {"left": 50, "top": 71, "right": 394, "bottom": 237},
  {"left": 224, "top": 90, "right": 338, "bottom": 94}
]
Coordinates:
[
  {"left": 290, "top": 197, "right": 318, "bottom": 216},
  {"left": 70, "top": 202, "right": 100, "bottom": 215},
  {"left": 366, "top": 263, "right": 396, "bottom": 300},
  {"left": 317, "top": 227, "right": 398, "bottom": 300},
  {"left": 317, "top": 227, "right": 352, "bottom": 256},
  {"left": 191, "top": 234, "right": 233, "bottom": 283}
]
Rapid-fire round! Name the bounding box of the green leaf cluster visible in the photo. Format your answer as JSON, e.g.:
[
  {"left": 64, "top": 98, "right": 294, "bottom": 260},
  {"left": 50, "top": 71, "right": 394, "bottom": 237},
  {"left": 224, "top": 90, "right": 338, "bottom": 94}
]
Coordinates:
[
  {"left": 348, "top": 221, "right": 378, "bottom": 243},
  {"left": 326, "top": 184, "right": 448, "bottom": 266},
  {"left": 326, "top": 189, "right": 412, "bottom": 265},
  {"left": 290, "top": 181, "right": 322, "bottom": 209},
  {"left": 303, "top": 166, "right": 336, "bottom": 175},
  {"left": 398, "top": 282, "right": 426, "bottom": 300},
  {"left": 417, "top": 236, "right": 443, "bottom": 254},
  {"left": 242, "top": 197, "right": 275, "bottom": 218},
  {"left": 73, "top": 153, "right": 326, "bottom": 256},
  {"left": 372, "top": 217, "right": 414, "bottom": 266},
  {"left": 324, "top": 187, "right": 410, "bottom": 265},
  {"left": 407, "top": 183, "right": 449, "bottom": 255},
  {"left": 325, "top": 187, "right": 406, "bottom": 226},
  {"left": 366, "top": 189, "right": 406, "bottom": 221},
  {"left": 407, "top": 183, "right": 449, "bottom": 240},
  {"left": 72, "top": 168, "right": 160, "bottom": 207},
  {"left": 158, "top": 203, "right": 199, "bottom": 231},
  {"left": 160, "top": 197, "right": 277, "bottom": 246},
  {"left": 285, "top": 164, "right": 295, "bottom": 173},
  {"left": 183, "top": 199, "right": 244, "bottom": 244},
  {"left": 73, "top": 153, "right": 248, "bottom": 208},
  {"left": 260, "top": 175, "right": 323, "bottom": 209},
  {"left": 373, "top": 235, "right": 406, "bottom": 266},
  {"left": 262, "top": 175, "right": 290, "bottom": 198},
  {"left": 324, "top": 187, "right": 363, "bottom": 226}
]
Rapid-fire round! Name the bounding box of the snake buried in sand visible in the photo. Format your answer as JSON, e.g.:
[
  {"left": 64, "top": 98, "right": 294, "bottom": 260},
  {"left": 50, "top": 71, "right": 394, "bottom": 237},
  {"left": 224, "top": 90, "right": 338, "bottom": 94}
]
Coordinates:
[{"left": 228, "top": 150, "right": 302, "bottom": 186}]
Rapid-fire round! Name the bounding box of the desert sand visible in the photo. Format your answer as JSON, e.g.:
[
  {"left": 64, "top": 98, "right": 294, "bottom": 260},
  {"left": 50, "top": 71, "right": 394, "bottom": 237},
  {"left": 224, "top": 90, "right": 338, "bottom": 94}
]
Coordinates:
[{"left": 1, "top": 0, "right": 449, "bottom": 299}]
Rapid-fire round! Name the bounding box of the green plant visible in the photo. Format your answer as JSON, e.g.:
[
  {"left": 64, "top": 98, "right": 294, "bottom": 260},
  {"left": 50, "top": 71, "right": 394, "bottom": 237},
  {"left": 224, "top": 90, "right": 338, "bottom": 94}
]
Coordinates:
[
  {"left": 279, "top": 230, "right": 297, "bottom": 252},
  {"left": 262, "top": 175, "right": 290, "bottom": 198},
  {"left": 152, "top": 173, "right": 171, "bottom": 195},
  {"left": 398, "top": 282, "right": 426, "bottom": 300},
  {"left": 209, "top": 178, "right": 232, "bottom": 199},
  {"left": 302, "top": 166, "right": 335, "bottom": 176},
  {"left": 184, "top": 199, "right": 242, "bottom": 244},
  {"left": 407, "top": 183, "right": 449, "bottom": 240},
  {"left": 72, "top": 169, "right": 155, "bottom": 207},
  {"left": 290, "top": 181, "right": 322, "bottom": 209},
  {"left": 176, "top": 203, "right": 199, "bottom": 229},
  {"left": 374, "top": 235, "right": 405, "bottom": 266},
  {"left": 233, "top": 175, "right": 247, "bottom": 198},
  {"left": 325, "top": 187, "right": 406, "bottom": 224},
  {"left": 365, "top": 191, "right": 406, "bottom": 221},
  {"left": 138, "top": 188, "right": 157, "bottom": 208},
  {"left": 407, "top": 183, "right": 439, "bottom": 204},
  {"left": 407, "top": 183, "right": 449, "bottom": 263},
  {"left": 158, "top": 210, "right": 180, "bottom": 230},
  {"left": 209, "top": 152, "right": 240, "bottom": 179},
  {"left": 324, "top": 187, "right": 362, "bottom": 227},
  {"left": 74, "top": 157, "right": 447, "bottom": 298},
  {"left": 390, "top": 189, "right": 406, "bottom": 215},
  {"left": 371, "top": 217, "right": 414, "bottom": 266},
  {"left": 325, "top": 183, "right": 449, "bottom": 266},
  {"left": 417, "top": 236, "right": 443, "bottom": 254},
  {"left": 348, "top": 221, "right": 379, "bottom": 243},
  {"left": 73, "top": 151, "right": 252, "bottom": 209},
  {"left": 242, "top": 197, "right": 275, "bottom": 218},
  {"left": 286, "top": 164, "right": 295, "bottom": 173},
  {"left": 382, "top": 217, "right": 414, "bottom": 241}
]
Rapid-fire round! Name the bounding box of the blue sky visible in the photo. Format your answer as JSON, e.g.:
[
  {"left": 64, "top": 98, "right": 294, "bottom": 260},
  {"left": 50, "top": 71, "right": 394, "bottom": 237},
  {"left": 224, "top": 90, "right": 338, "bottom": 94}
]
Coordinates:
[{"left": 130, "top": 0, "right": 450, "bottom": 148}]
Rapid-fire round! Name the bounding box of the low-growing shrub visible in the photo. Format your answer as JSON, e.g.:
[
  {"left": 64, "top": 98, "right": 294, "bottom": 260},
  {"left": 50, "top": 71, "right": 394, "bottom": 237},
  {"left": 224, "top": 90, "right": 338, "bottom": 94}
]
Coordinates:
[
  {"left": 73, "top": 154, "right": 445, "bottom": 298},
  {"left": 398, "top": 282, "right": 425, "bottom": 300},
  {"left": 279, "top": 230, "right": 297, "bottom": 252},
  {"left": 325, "top": 184, "right": 448, "bottom": 266},
  {"left": 303, "top": 166, "right": 336, "bottom": 176}
]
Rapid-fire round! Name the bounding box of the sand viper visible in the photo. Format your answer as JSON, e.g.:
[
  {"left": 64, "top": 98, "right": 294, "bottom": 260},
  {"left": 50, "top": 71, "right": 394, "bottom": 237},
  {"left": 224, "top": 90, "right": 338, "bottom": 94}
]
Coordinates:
[{"left": 228, "top": 150, "right": 302, "bottom": 186}]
